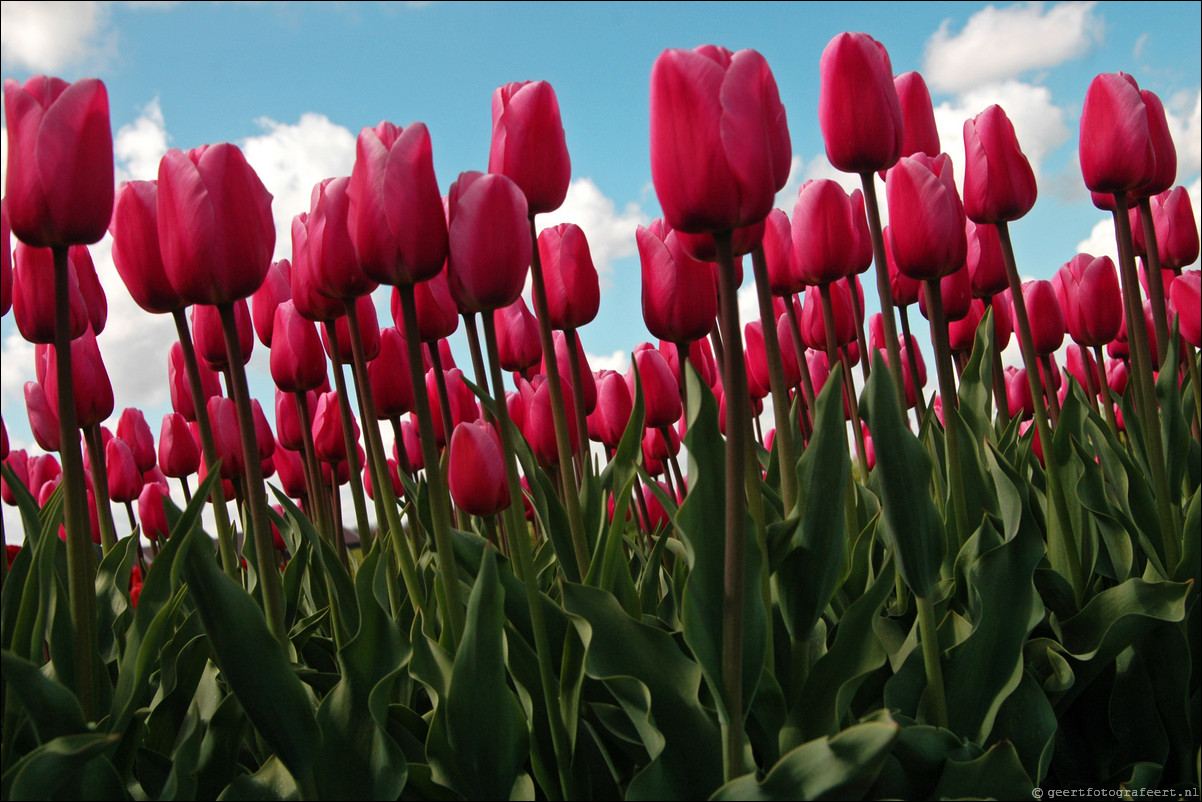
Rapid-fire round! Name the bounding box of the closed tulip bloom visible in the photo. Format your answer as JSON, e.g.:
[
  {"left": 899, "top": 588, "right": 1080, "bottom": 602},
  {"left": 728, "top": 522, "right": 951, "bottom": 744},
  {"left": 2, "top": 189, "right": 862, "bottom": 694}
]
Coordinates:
[
  {"left": 962, "top": 105, "right": 1038, "bottom": 224},
  {"left": 800, "top": 279, "right": 857, "bottom": 349},
  {"left": 495, "top": 296, "right": 543, "bottom": 373},
  {"left": 273, "top": 445, "right": 307, "bottom": 499},
  {"left": 1006, "top": 366, "right": 1034, "bottom": 420},
  {"left": 270, "top": 300, "right": 327, "bottom": 393},
  {"left": 660, "top": 336, "right": 719, "bottom": 391},
  {"left": 193, "top": 300, "right": 252, "bottom": 371},
  {"left": 883, "top": 229, "right": 921, "bottom": 307},
  {"left": 364, "top": 456, "right": 404, "bottom": 502},
  {"left": 25, "top": 380, "right": 60, "bottom": 452},
  {"left": 42, "top": 327, "right": 113, "bottom": 429},
  {"left": 489, "top": 81, "right": 572, "bottom": 216},
  {"left": 2, "top": 201, "right": 11, "bottom": 316},
  {"left": 629, "top": 344, "right": 681, "bottom": 429},
  {"left": 368, "top": 327, "right": 414, "bottom": 419},
  {"left": 965, "top": 219, "right": 1008, "bottom": 298},
  {"left": 638, "top": 221, "right": 719, "bottom": 344},
  {"left": 157, "top": 143, "right": 275, "bottom": 305},
  {"left": 792, "top": 179, "right": 869, "bottom": 286},
  {"left": 1079, "top": 73, "right": 1156, "bottom": 195},
  {"left": 4, "top": 75, "right": 114, "bottom": 247},
  {"left": 541, "top": 330, "right": 596, "bottom": 414},
  {"left": 117, "top": 408, "right": 156, "bottom": 473},
  {"left": 307, "top": 176, "right": 377, "bottom": 301},
  {"left": 894, "top": 71, "right": 940, "bottom": 160},
  {"left": 106, "top": 437, "right": 143, "bottom": 504},
  {"left": 589, "top": 369, "right": 633, "bottom": 449},
  {"left": 1065, "top": 344, "right": 1103, "bottom": 395},
  {"left": 947, "top": 298, "right": 987, "bottom": 353},
  {"left": 539, "top": 223, "right": 600, "bottom": 330},
  {"left": 1052, "top": 253, "right": 1123, "bottom": 347},
  {"left": 349, "top": 121, "right": 448, "bottom": 287},
  {"left": 1135, "top": 90, "right": 1176, "bottom": 198},
  {"left": 1170, "top": 270, "right": 1200, "bottom": 348},
  {"left": 389, "top": 270, "right": 458, "bottom": 343},
  {"left": 321, "top": 295, "right": 380, "bottom": 363},
  {"left": 818, "top": 33, "right": 903, "bottom": 174},
  {"left": 743, "top": 321, "right": 771, "bottom": 400},
  {"left": 207, "top": 396, "right": 245, "bottom": 479},
  {"left": 274, "top": 389, "right": 309, "bottom": 452},
  {"left": 525, "top": 375, "right": 578, "bottom": 466},
  {"left": 885, "top": 153, "right": 968, "bottom": 281},
  {"left": 158, "top": 412, "right": 200, "bottom": 479},
  {"left": 312, "top": 392, "right": 355, "bottom": 465},
  {"left": 759, "top": 209, "right": 799, "bottom": 296},
  {"left": 250, "top": 399, "right": 275, "bottom": 462},
  {"left": 138, "top": 482, "right": 170, "bottom": 541},
  {"left": 111, "top": 180, "right": 184, "bottom": 315},
  {"left": 446, "top": 172, "right": 531, "bottom": 313},
  {"left": 167, "top": 341, "right": 221, "bottom": 422},
  {"left": 251, "top": 260, "right": 292, "bottom": 347},
  {"left": 642, "top": 424, "right": 680, "bottom": 463},
  {"left": 1151, "top": 187, "right": 1199, "bottom": 270},
  {"left": 12, "top": 242, "right": 89, "bottom": 343},
  {"left": 425, "top": 367, "right": 481, "bottom": 447},
  {"left": 291, "top": 213, "right": 346, "bottom": 323},
  {"left": 650, "top": 45, "right": 791, "bottom": 233},
  {"left": 2, "top": 449, "right": 30, "bottom": 506},
  {"left": 70, "top": 241, "right": 107, "bottom": 334},
  {"left": 1022, "top": 280, "right": 1065, "bottom": 355},
  {"left": 396, "top": 416, "right": 424, "bottom": 473},
  {"left": 448, "top": 420, "right": 510, "bottom": 516},
  {"left": 29, "top": 453, "right": 63, "bottom": 500},
  {"left": 918, "top": 264, "right": 972, "bottom": 322}
]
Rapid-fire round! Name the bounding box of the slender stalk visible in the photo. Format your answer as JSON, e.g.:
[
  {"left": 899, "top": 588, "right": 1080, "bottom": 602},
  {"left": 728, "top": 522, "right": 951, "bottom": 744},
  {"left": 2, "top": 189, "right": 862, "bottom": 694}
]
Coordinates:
[
  {"left": 82, "top": 425, "right": 118, "bottom": 552},
  {"left": 344, "top": 301, "right": 425, "bottom": 620},
  {"left": 397, "top": 284, "right": 465, "bottom": 648},
  {"left": 427, "top": 343, "right": 469, "bottom": 532},
  {"left": 179, "top": 476, "right": 192, "bottom": 504},
  {"left": 390, "top": 416, "right": 432, "bottom": 554},
  {"left": 1092, "top": 345, "right": 1122, "bottom": 436},
  {"left": 1040, "top": 354, "right": 1062, "bottom": 426},
  {"left": 660, "top": 426, "right": 687, "bottom": 500},
  {"left": 990, "top": 323, "right": 1011, "bottom": 431},
  {"left": 1079, "top": 348, "right": 1101, "bottom": 413},
  {"left": 922, "top": 280, "right": 970, "bottom": 543},
  {"left": 53, "top": 246, "right": 98, "bottom": 721},
  {"left": 462, "top": 314, "right": 493, "bottom": 420},
  {"left": 845, "top": 275, "right": 871, "bottom": 382},
  {"left": 819, "top": 284, "right": 868, "bottom": 478},
  {"left": 1137, "top": 198, "right": 1171, "bottom": 367},
  {"left": 916, "top": 594, "right": 949, "bottom": 729},
  {"left": 323, "top": 328, "right": 369, "bottom": 569},
  {"left": 751, "top": 246, "right": 799, "bottom": 511},
  {"left": 784, "top": 296, "right": 816, "bottom": 440},
  {"left": 564, "top": 328, "right": 592, "bottom": 481},
  {"left": 897, "top": 306, "right": 928, "bottom": 420},
  {"left": 1111, "top": 196, "right": 1179, "bottom": 569},
  {"left": 172, "top": 309, "right": 240, "bottom": 578},
  {"left": 295, "top": 392, "right": 333, "bottom": 544},
  {"left": 482, "top": 311, "right": 578, "bottom": 799},
  {"left": 713, "top": 230, "right": 748, "bottom": 781},
  {"left": 218, "top": 301, "right": 287, "bottom": 643},
  {"left": 526, "top": 217, "right": 590, "bottom": 577},
  {"left": 860, "top": 172, "right": 908, "bottom": 413}
]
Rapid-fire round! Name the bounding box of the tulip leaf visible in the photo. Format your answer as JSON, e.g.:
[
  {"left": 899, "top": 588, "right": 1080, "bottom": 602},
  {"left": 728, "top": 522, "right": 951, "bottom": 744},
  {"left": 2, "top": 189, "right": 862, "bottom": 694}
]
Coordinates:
[
  {"left": 862, "top": 352, "right": 944, "bottom": 599},
  {"left": 712, "top": 715, "right": 899, "bottom": 801},
  {"left": 957, "top": 306, "right": 996, "bottom": 442},
  {"left": 217, "top": 756, "right": 298, "bottom": 801},
  {"left": 1155, "top": 326, "right": 1188, "bottom": 504},
  {"left": 928, "top": 739, "right": 1033, "bottom": 800},
  {"left": 990, "top": 671, "right": 1058, "bottom": 784},
  {"left": 0, "top": 650, "right": 88, "bottom": 743},
  {"left": 427, "top": 549, "right": 529, "bottom": 801},
  {"left": 1177, "top": 488, "right": 1199, "bottom": 586},
  {"left": 1055, "top": 578, "right": 1190, "bottom": 661},
  {"left": 1, "top": 461, "right": 44, "bottom": 546},
  {"left": 1, "top": 732, "right": 122, "bottom": 801}
]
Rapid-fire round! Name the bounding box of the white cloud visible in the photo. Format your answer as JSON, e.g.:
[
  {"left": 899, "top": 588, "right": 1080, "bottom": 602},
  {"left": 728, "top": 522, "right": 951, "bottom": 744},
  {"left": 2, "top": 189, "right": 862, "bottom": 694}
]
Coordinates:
[
  {"left": 923, "top": 1, "right": 1104, "bottom": 93},
  {"left": 587, "top": 349, "right": 630, "bottom": 374},
  {"left": 773, "top": 154, "right": 804, "bottom": 215},
  {"left": 240, "top": 113, "right": 358, "bottom": 263},
  {"left": 1075, "top": 217, "right": 1120, "bottom": 265},
  {"left": 1166, "top": 89, "right": 1202, "bottom": 180},
  {"left": 536, "top": 177, "right": 649, "bottom": 288},
  {"left": 114, "top": 97, "right": 169, "bottom": 183},
  {"left": 1, "top": 1, "right": 116, "bottom": 73}
]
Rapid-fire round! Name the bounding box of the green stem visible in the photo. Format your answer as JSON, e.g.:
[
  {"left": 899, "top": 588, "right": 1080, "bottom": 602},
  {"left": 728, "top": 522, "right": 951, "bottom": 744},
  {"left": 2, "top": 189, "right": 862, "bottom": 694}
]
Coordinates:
[
  {"left": 172, "top": 309, "right": 240, "bottom": 579},
  {"left": 922, "top": 280, "right": 970, "bottom": 544},
  {"left": 819, "top": 284, "right": 868, "bottom": 479},
  {"left": 860, "top": 172, "right": 908, "bottom": 415},
  {"left": 82, "top": 424, "right": 118, "bottom": 553},
  {"left": 990, "top": 319, "right": 1011, "bottom": 432},
  {"left": 564, "top": 328, "right": 593, "bottom": 482},
  {"left": 323, "top": 327, "right": 368, "bottom": 569},
  {"left": 1092, "top": 345, "right": 1123, "bottom": 437},
  {"left": 1137, "top": 197, "right": 1172, "bottom": 367},
  {"left": 751, "top": 245, "right": 799, "bottom": 512},
  {"left": 295, "top": 392, "right": 333, "bottom": 544},
  {"left": 784, "top": 296, "right": 816, "bottom": 441},
  {"left": 845, "top": 275, "right": 871, "bottom": 383},
  {"left": 53, "top": 246, "right": 98, "bottom": 721},
  {"left": 916, "top": 594, "right": 948, "bottom": 729},
  {"left": 1040, "top": 354, "right": 1062, "bottom": 427},
  {"left": 897, "top": 306, "right": 928, "bottom": 420},
  {"left": 463, "top": 314, "right": 493, "bottom": 420}
]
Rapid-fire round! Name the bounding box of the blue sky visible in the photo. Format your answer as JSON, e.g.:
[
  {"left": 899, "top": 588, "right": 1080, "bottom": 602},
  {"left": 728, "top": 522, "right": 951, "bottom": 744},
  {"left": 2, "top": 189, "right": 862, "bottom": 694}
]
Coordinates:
[{"left": 2, "top": 1, "right": 1200, "bottom": 535}]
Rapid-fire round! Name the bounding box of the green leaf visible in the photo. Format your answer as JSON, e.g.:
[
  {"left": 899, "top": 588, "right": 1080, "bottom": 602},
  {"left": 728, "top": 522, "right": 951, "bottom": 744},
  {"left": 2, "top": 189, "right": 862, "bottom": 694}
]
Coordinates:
[
  {"left": 991, "top": 671, "right": 1058, "bottom": 784},
  {"left": 956, "top": 307, "right": 997, "bottom": 442},
  {"left": 1155, "top": 326, "right": 1188, "bottom": 505},
  {"left": 862, "top": 352, "right": 945, "bottom": 599},
  {"left": 0, "top": 650, "right": 88, "bottom": 743},
  {"left": 1055, "top": 579, "right": 1190, "bottom": 661},
  {"left": 217, "top": 756, "right": 298, "bottom": 801},
  {"left": 928, "top": 739, "right": 1033, "bottom": 799},
  {"left": 427, "top": 549, "right": 529, "bottom": 801},
  {"left": 711, "top": 715, "right": 899, "bottom": 801},
  {"left": 2, "top": 732, "right": 121, "bottom": 800}
]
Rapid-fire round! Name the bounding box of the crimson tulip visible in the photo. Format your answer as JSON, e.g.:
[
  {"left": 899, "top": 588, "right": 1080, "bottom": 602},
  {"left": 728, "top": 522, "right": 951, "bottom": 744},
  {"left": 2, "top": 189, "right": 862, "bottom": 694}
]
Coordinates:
[
  {"left": 368, "top": 327, "right": 415, "bottom": 419},
  {"left": 395, "top": 416, "right": 424, "bottom": 473},
  {"left": 364, "top": 456, "right": 404, "bottom": 502},
  {"left": 274, "top": 389, "right": 312, "bottom": 453},
  {"left": 1151, "top": 187, "right": 1199, "bottom": 270},
  {"left": 111, "top": 180, "right": 185, "bottom": 315},
  {"left": 42, "top": 327, "right": 113, "bottom": 429},
  {"left": 193, "top": 300, "right": 252, "bottom": 371},
  {"left": 541, "top": 331, "right": 596, "bottom": 414},
  {"left": 495, "top": 296, "right": 543, "bottom": 374},
  {"left": 448, "top": 420, "right": 510, "bottom": 516},
  {"left": 24, "top": 380, "right": 60, "bottom": 452},
  {"left": 885, "top": 153, "right": 967, "bottom": 281},
  {"left": 273, "top": 445, "right": 308, "bottom": 500},
  {"left": 638, "top": 220, "right": 719, "bottom": 344},
  {"left": 883, "top": 229, "right": 921, "bottom": 307},
  {"left": 818, "top": 33, "right": 903, "bottom": 174},
  {"left": 307, "top": 176, "right": 377, "bottom": 301},
  {"left": 894, "top": 71, "right": 940, "bottom": 160},
  {"left": 525, "top": 375, "right": 578, "bottom": 465},
  {"left": 321, "top": 295, "right": 380, "bottom": 363},
  {"left": 965, "top": 219, "right": 1008, "bottom": 298},
  {"left": 918, "top": 264, "right": 972, "bottom": 323},
  {"left": 313, "top": 392, "right": 357, "bottom": 465},
  {"left": 138, "top": 482, "right": 170, "bottom": 542},
  {"left": 117, "top": 408, "right": 156, "bottom": 473},
  {"left": 1020, "top": 280, "right": 1065, "bottom": 356},
  {"left": 1052, "top": 254, "right": 1123, "bottom": 347},
  {"left": 589, "top": 369, "right": 633, "bottom": 449},
  {"left": 1135, "top": 89, "right": 1176, "bottom": 198},
  {"left": 962, "top": 105, "right": 1038, "bottom": 224},
  {"left": 800, "top": 279, "right": 857, "bottom": 350},
  {"left": 158, "top": 412, "right": 200, "bottom": 479},
  {"left": 12, "top": 242, "right": 89, "bottom": 344},
  {"left": 425, "top": 367, "right": 480, "bottom": 447},
  {"left": 446, "top": 172, "right": 531, "bottom": 313},
  {"left": 3, "top": 76, "right": 113, "bottom": 248},
  {"left": 538, "top": 223, "right": 600, "bottom": 330},
  {"left": 106, "top": 437, "right": 142, "bottom": 504},
  {"left": 489, "top": 81, "right": 572, "bottom": 216},
  {"left": 270, "top": 300, "right": 327, "bottom": 393},
  {"left": 792, "top": 179, "right": 870, "bottom": 286},
  {"left": 207, "top": 396, "right": 245, "bottom": 479},
  {"left": 1079, "top": 73, "right": 1156, "bottom": 195},
  {"left": 390, "top": 270, "right": 458, "bottom": 343},
  {"left": 1170, "top": 270, "right": 1200, "bottom": 348},
  {"left": 290, "top": 213, "right": 346, "bottom": 323},
  {"left": 251, "top": 260, "right": 292, "bottom": 347},
  {"left": 650, "top": 45, "right": 790, "bottom": 233},
  {"left": 629, "top": 344, "right": 681, "bottom": 429},
  {"left": 2, "top": 450, "right": 30, "bottom": 506},
  {"left": 168, "top": 341, "right": 221, "bottom": 422}
]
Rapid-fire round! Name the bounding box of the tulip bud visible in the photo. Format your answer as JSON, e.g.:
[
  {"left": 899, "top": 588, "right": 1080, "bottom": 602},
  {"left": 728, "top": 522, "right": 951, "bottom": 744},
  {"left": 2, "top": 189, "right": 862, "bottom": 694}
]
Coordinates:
[
  {"left": 1079, "top": 73, "right": 1156, "bottom": 196},
  {"left": 1052, "top": 253, "right": 1123, "bottom": 348},
  {"left": 2, "top": 450, "right": 30, "bottom": 506},
  {"left": 638, "top": 221, "right": 718, "bottom": 344},
  {"left": 106, "top": 437, "right": 143, "bottom": 504},
  {"left": 818, "top": 33, "right": 903, "bottom": 174},
  {"left": 885, "top": 153, "right": 967, "bottom": 281},
  {"left": 792, "top": 180, "right": 869, "bottom": 286},
  {"left": 894, "top": 71, "right": 940, "bottom": 160},
  {"left": 489, "top": 81, "right": 572, "bottom": 216},
  {"left": 446, "top": 172, "right": 532, "bottom": 313},
  {"left": 321, "top": 295, "right": 380, "bottom": 364},
  {"left": 390, "top": 270, "right": 458, "bottom": 343},
  {"left": 1134, "top": 90, "right": 1176, "bottom": 198},
  {"left": 24, "top": 380, "right": 60, "bottom": 452},
  {"left": 270, "top": 300, "right": 327, "bottom": 393},
  {"left": 168, "top": 341, "right": 222, "bottom": 422},
  {"left": 538, "top": 223, "right": 600, "bottom": 330},
  {"left": 193, "top": 300, "right": 253, "bottom": 371},
  {"left": 525, "top": 375, "right": 577, "bottom": 465},
  {"left": 117, "top": 408, "right": 157, "bottom": 473},
  {"left": 589, "top": 369, "right": 633, "bottom": 449},
  {"left": 1151, "top": 187, "right": 1200, "bottom": 270},
  {"left": 962, "top": 105, "right": 1038, "bottom": 224},
  {"left": 12, "top": 242, "right": 89, "bottom": 344},
  {"left": 42, "top": 327, "right": 114, "bottom": 429},
  {"left": 313, "top": 392, "right": 356, "bottom": 465},
  {"left": 158, "top": 412, "right": 200, "bottom": 479},
  {"left": 307, "top": 176, "right": 377, "bottom": 301},
  {"left": 965, "top": 220, "right": 1008, "bottom": 298},
  {"left": 251, "top": 260, "right": 293, "bottom": 347},
  {"left": 111, "top": 180, "right": 185, "bottom": 315},
  {"left": 448, "top": 420, "right": 509, "bottom": 516},
  {"left": 369, "top": 327, "right": 415, "bottom": 419},
  {"left": 207, "top": 396, "right": 246, "bottom": 479},
  {"left": 495, "top": 296, "right": 543, "bottom": 373},
  {"left": 273, "top": 445, "right": 308, "bottom": 500},
  {"left": 918, "top": 264, "right": 972, "bottom": 323},
  {"left": 629, "top": 345, "right": 681, "bottom": 429},
  {"left": 1170, "top": 270, "right": 1200, "bottom": 348},
  {"left": 1021, "top": 281, "right": 1065, "bottom": 356}
]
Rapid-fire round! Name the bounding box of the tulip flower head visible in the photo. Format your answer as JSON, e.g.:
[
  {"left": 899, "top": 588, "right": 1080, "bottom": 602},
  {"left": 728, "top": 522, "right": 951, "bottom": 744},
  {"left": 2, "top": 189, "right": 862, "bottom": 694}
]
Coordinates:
[
  {"left": 818, "top": 33, "right": 903, "bottom": 174},
  {"left": 489, "top": 81, "right": 572, "bottom": 216}
]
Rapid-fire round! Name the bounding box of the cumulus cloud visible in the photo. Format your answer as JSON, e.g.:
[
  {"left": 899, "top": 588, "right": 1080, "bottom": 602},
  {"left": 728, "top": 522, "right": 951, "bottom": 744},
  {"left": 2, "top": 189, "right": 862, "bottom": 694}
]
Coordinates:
[
  {"left": 1, "top": 1, "right": 115, "bottom": 73},
  {"left": 536, "top": 177, "right": 650, "bottom": 287},
  {"left": 923, "top": 1, "right": 1104, "bottom": 93},
  {"left": 1166, "top": 89, "right": 1202, "bottom": 180},
  {"left": 588, "top": 349, "right": 631, "bottom": 374},
  {"left": 113, "top": 98, "right": 169, "bottom": 183},
  {"left": 1075, "top": 217, "right": 1120, "bottom": 265}
]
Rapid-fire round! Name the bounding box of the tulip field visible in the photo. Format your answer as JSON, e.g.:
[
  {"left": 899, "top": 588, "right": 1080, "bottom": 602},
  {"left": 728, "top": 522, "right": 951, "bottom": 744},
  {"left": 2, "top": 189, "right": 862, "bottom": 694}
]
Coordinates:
[{"left": 2, "top": 30, "right": 1201, "bottom": 802}]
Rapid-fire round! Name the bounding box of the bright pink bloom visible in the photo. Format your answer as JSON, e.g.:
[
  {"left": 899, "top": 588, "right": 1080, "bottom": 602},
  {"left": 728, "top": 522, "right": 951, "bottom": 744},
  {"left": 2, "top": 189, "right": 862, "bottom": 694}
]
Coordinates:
[
  {"left": 489, "top": 81, "right": 572, "bottom": 216},
  {"left": 12, "top": 242, "right": 89, "bottom": 344},
  {"left": 369, "top": 327, "right": 415, "bottom": 419},
  {"left": 962, "top": 105, "right": 1038, "bottom": 224},
  {"left": 117, "top": 408, "right": 156, "bottom": 473},
  {"left": 448, "top": 420, "right": 510, "bottom": 516},
  {"left": 818, "top": 33, "right": 903, "bottom": 174},
  {"left": 138, "top": 482, "right": 170, "bottom": 542},
  {"left": 271, "top": 300, "right": 327, "bottom": 394},
  {"left": 24, "top": 380, "right": 60, "bottom": 452},
  {"left": 446, "top": 172, "right": 531, "bottom": 314},
  {"left": 638, "top": 220, "right": 718, "bottom": 344},
  {"left": 885, "top": 153, "right": 967, "bottom": 281},
  {"left": 111, "top": 180, "right": 184, "bottom": 315},
  {"left": 1052, "top": 254, "right": 1123, "bottom": 348},
  {"left": 791, "top": 179, "right": 868, "bottom": 286},
  {"left": 539, "top": 223, "right": 600, "bottom": 330},
  {"left": 251, "top": 260, "right": 292, "bottom": 347},
  {"left": 158, "top": 412, "right": 200, "bottom": 479},
  {"left": 1079, "top": 73, "right": 1156, "bottom": 196},
  {"left": 106, "top": 437, "right": 143, "bottom": 504},
  {"left": 1171, "top": 270, "right": 1200, "bottom": 348},
  {"left": 894, "top": 71, "right": 940, "bottom": 160},
  {"left": 495, "top": 297, "right": 543, "bottom": 374}
]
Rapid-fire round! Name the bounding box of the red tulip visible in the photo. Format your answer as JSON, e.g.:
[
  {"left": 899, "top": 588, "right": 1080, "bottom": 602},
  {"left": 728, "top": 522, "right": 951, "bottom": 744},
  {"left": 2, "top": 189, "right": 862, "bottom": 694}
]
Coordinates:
[
  {"left": 448, "top": 420, "right": 510, "bottom": 516},
  {"left": 207, "top": 396, "right": 246, "bottom": 478},
  {"left": 395, "top": 416, "right": 424, "bottom": 473},
  {"left": 883, "top": 229, "right": 921, "bottom": 307},
  {"left": 885, "top": 153, "right": 967, "bottom": 281},
  {"left": 158, "top": 412, "right": 200, "bottom": 479},
  {"left": 12, "top": 242, "right": 89, "bottom": 344},
  {"left": 2, "top": 449, "right": 30, "bottom": 506},
  {"left": 1079, "top": 73, "right": 1156, "bottom": 196},
  {"left": 638, "top": 220, "right": 719, "bottom": 344},
  {"left": 192, "top": 300, "right": 252, "bottom": 371},
  {"left": 291, "top": 213, "right": 346, "bottom": 323},
  {"left": 1150, "top": 187, "right": 1199, "bottom": 270},
  {"left": 307, "top": 176, "right": 377, "bottom": 301},
  {"left": 1065, "top": 344, "right": 1103, "bottom": 396},
  {"left": 674, "top": 220, "right": 766, "bottom": 263},
  {"left": 24, "top": 380, "right": 60, "bottom": 452},
  {"left": 1052, "top": 253, "right": 1123, "bottom": 348},
  {"left": 799, "top": 278, "right": 857, "bottom": 350},
  {"left": 894, "top": 71, "right": 940, "bottom": 160},
  {"left": 273, "top": 445, "right": 308, "bottom": 499},
  {"left": 525, "top": 375, "right": 577, "bottom": 465},
  {"left": 446, "top": 172, "right": 531, "bottom": 313},
  {"left": 106, "top": 437, "right": 143, "bottom": 504},
  {"left": 274, "top": 389, "right": 310, "bottom": 453},
  {"left": 818, "top": 33, "right": 903, "bottom": 174},
  {"left": 251, "top": 259, "right": 292, "bottom": 347},
  {"left": 389, "top": 269, "right": 458, "bottom": 343},
  {"left": 117, "top": 408, "right": 156, "bottom": 473},
  {"left": 313, "top": 392, "right": 357, "bottom": 465},
  {"left": 168, "top": 341, "right": 222, "bottom": 422},
  {"left": 589, "top": 369, "right": 633, "bottom": 449},
  {"left": 364, "top": 456, "right": 404, "bottom": 502},
  {"left": 349, "top": 121, "right": 448, "bottom": 287},
  {"left": 81, "top": 424, "right": 111, "bottom": 473},
  {"left": 918, "top": 264, "right": 972, "bottom": 323},
  {"left": 70, "top": 241, "right": 106, "bottom": 335},
  {"left": 642, "top": 424, "right": 680, "bottom": 463},
  {"left": 111, "top": 180, "right": 185, "bottom": 315},
  {"left": 157, "top": 143, "right": 275, "bottom": 305},
  {"left": 538, "top": 223, "right": 600, "bottom": 330},
  {"left": 743, "top": 321, "right": 772, "bottom": 401},
  {"left": 792, "top": 179, "right": 869, "bottom": 286},
  {"left": 965, "top": 219, "right": 1008, "bottom": 298},
  {"left": 3, "top": 76, "right": 113, "bottom": 248},
  {"left": 629, "top": 344, "right": 681, "bottom": 429},
  {"left": 962, "top": 105, "right": 1038, "bottom": 224},
  {"left": 489, "top": 81, "right": 572, "bottom": 216},
  {"left": 650, "top": 45, "right": 790, "bottom": 233},
  {"left": 368, "top": 327, "right": 415, "bottom": 419},
  {"left": 1135, "top": 89, "right": 1176, "bottom": 198},
  {"left": 495, "top": 296, "right": 543, "bottom": 373},
  {"left": 2, "top": 201, "right": 11, "bottom": 316},
  {"left": 137, "top": 481, "right": 170, "bottom": 542},
  {"left": 660, "top": 336, "right": 719, "bottom": 391},
  {"left": 41, "top": 327, "right": 113, "bottom": 428},
  {"left": 321, "top": 295, "right": 380, "bottom": 363},
  {"left": 1170, "top": 270, "right": 1200, "bottom": 348},
  {"left": 1021, "top": 280, "right": 1065, "bottom": 356},
  {"left": 251, "top": 399, "right": 275, "bottom": 462},
  {"left": 757, "top": 209, "right": 798, "bottom": 296},
  {"left": 270, "top": 300, "right": 327, "bottom": 393},
  {"left": 425, "top": 367, "right": 480, "bottom": 448}
]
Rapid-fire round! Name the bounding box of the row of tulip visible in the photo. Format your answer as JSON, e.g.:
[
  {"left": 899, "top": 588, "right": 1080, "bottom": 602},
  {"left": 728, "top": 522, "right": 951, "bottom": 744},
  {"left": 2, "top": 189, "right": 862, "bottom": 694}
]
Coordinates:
[{"left": 1, "top": 29, "right": 1199, "bottom": 801}]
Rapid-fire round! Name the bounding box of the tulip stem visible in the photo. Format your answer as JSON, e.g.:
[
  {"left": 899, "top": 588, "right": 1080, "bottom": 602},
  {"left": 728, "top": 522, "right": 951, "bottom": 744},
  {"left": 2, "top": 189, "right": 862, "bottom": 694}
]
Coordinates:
[
  {"left": 1137, "top": 198, "right": 1172, "bottom": 367},
  {"left": 344, "top": 301, "right": 426, "bottom": 621},
  {"left": 916, "top": 593, "right": 949, "bottom": 729},
  {"left": 1040, "top": 355, "right": 1062, "bottom": 426},
  {"left": 462, "top": 314, "right": 493, "bottom": 419},
  {"left": 751, "top": 245, "right": 799, "bottom": 512},
  {"left": 819, "top": 284, "right": 869, "bottom": 480},
  {"left": 922, "top": 280, "right": 970, "bottom": 544},
  {"left": 860, "top": 172, "right": 909, "bottom": 415},
  {"left": 390, "top": 416, "right": 431, "bottom": 554},
  {"left": 171, "top": 309, "right": 240, "bottom": 579},
  {"left": 397, "top": 284, "right": 464, "bottom": 649},
  {"left": 527, "top": 217, "right": 590, "bottom": 577},
  {"left": 714, "top": 230, "right": 748, "bottom": 782},
  {"left": 179, "top": 476, "right": 192, "bottom": 505},
  {"left": 294, "top": 392, "right": 333, "bottom": 545},
  {"left": 82, "top": 425, "right": 118, "bottom": 552},
  {"left": 898, "top": 306, "right": 929, "bottom": 420},
  {"left": 784, "top": 297, "right": 817, "bottom": 439},
  {"left": 53, "top": 246, "right": 99, "bottom": 721},
  {"left": 482, "top": 311, "right": 578, "bottom": 800},
  {"left": 218, "top": 301, "right": 288, "bottom": 644},
  {"left": 1111, "top": 197, "right": 1179, "bottom": 571},
  {"left": 565, "top": 328, "right": 593, "bottom": 481},
  {"left": 323, "top": 329, "right": 369, "bottom": 570},
  {"left": 845, "top": 276, "right": 871, "bottom": 383},
  {"left": 1092, "top": 346, "right": 1123, "bottom": 436},
  {"left": 996, "top": 223, "right": 1084, "bottom": 601},
  {"left": 989, "top": 314, "right": 1011, "bottom": 432}
]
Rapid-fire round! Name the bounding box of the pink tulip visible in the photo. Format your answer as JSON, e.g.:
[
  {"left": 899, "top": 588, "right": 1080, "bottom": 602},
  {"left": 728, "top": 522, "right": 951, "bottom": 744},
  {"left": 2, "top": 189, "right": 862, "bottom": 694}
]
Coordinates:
[
  {"left": 489, "top": 81, "right": 572, "bottom": 216},
  {"left": 12, "top": 242, "right": 89, "bottom": 344},
  {"left": 638, "top": 220, "right": 719, "bottom": 344},
  {"left": 116, "top": 408, "right": 156, "bottom": 473},
  {"left": 818, "top": 33, "right": 903, "bottom": 174},
  {"left": 885, "top": 153, "right": 967, "bottom": 281},
  {"left": 1052, "top": 254, "right": 1123, "bottom": 348},
  {"left": 110, "top": 180, "right": 185, "bottom": 315},
  {"left": 270, "top": 300, "right": 327, "bottom": 394},
  {"left": 1170, "top": 270, "right": 1200, "bottom": 348},
  {"left": 446, "top": 172, "right": 532, "bottom": 313},
  {"left": 448, "top": 420, "right": 510, "bottom": 516},
  {"left": 962, "top": 105, "right": 1038, "bottom": 224},
  {"left": 1079, "top": 73, "right": 1156, "bottom": 196},
  {"left": 893, "top": 71, "right": 940, "bottom": 160},
  {"left": 158, "top": 412, "right": 200, "bottom": 479},
  {"left": 251, "top": 260, "right": 293, "bottom": 347},
  {"left": 538, "top": 223, "right": 600, "bottom": 330},
  {"left": 792, "top": 180, "right": 869, "bottom": 286},
  {"left": 138, "top": 482, "right": 170, "bottom": 541}
]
